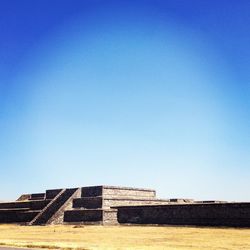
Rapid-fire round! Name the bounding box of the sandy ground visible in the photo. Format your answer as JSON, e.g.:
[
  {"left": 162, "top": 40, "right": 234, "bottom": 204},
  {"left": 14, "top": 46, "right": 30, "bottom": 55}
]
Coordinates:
[
  {"left": 0, "top": 248, "right": 36, "bottom": 250},
  {"left": 0, "top": 224, "right": 250, "bottom": 250}
]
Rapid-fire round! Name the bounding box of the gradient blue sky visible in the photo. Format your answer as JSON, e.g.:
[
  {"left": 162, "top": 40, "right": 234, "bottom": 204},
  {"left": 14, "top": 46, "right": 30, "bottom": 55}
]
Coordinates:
[{"left": 0, "top": 0, "right": 249, "bottom": 201}]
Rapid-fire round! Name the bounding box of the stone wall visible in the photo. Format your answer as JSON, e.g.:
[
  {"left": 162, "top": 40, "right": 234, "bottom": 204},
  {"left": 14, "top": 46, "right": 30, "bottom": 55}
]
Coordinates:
[
  {"left": 46, "top": 189, "right": 63, "bottom": 199},
  {"left": 103, "top": 209, "right": 118, "bottom": 225},
  {"left": 103, "top": 186, "right": 156, "bottom": 199},
  {"left": 104, "top": 198, "right": 170, "bottom": 208},
  {"left": 0, "top": 200, "right": 49, "bottom": 210},
  {"left": 116, "top": 203, "right": 250, "bottom": 227},
  {"left": 73, "top": 197, "right": 103, "bottom": 209},
  {"left": 64, "top": 209, "right": 103, "bottom": 223},
  {"left": 0, "top": 201, "right": 30, "bottom": 209},
  {"left": 64, "top": 209, "right": 118, "bottom": 225},
  {"left": 30, "top": 193, "right": 45, "bottom": 200},
  {"left": 81, "top": 186, "right": 156, "bottom": 199},
  {"left": 81, "top": 186, "right": 102, "bottom": 197},
  {"left": 72, "top": 197, "right": 168, "bottom": 209},
  {"left": 0, "top": 210, "right": 39, "bottom": 223},
  {"left": 4, "top": 185, "right": 249, "bottom": 227}
]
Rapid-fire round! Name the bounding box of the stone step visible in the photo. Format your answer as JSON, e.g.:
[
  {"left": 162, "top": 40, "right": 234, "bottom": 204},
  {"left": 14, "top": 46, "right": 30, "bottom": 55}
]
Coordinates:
[
  {"left": 0, "top": 210, "right": 40, "bottom": 223},
  {"left": 0, "top": 208, "right": 30, "bottom": 212},
  {"left": 0, "top": 200, "right": 51, "bottom": 210},
  {"left": 81, "top": 186, "right": 156, "bottom": 199},
  {"left": 64, "top": 208, "right": 117, "bottom": 224},
  {"left": 45, "top": 189, "right": 63, "bottom": 199},
  {"left": 29, "top": 193, "right": 45, "bottom": 200},
  {"left": 29, "top": 200, "right": 52, "bottom": 210},
  {"left": 0, "top": 201, "right": 30, "bottom": 209},
  {"left": 73, "top": 197, "right": 102, "bottom": 209},
  {"left": 64, "top": 209, "right": 102, "bottom": 223},
  {"left": 73, "top": 197, "right": 170, "bottom": 209},
  {"left": 106, "top": 198, "right": 170, "bottom": 208}
]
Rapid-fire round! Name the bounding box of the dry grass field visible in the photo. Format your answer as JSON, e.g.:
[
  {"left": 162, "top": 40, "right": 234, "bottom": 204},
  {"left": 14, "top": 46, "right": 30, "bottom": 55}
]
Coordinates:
[{"left": 0, "top": 224, "right": 249, "bottom": 250}]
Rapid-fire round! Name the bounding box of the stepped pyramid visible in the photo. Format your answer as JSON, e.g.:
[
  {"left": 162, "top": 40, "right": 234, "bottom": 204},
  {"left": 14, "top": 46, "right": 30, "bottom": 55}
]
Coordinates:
[
  {"left": 0, "top": 185, "right": 169, "bottom": 225},
  {"left": 64, "top": 186, "right": 170, "bottom": 225}
]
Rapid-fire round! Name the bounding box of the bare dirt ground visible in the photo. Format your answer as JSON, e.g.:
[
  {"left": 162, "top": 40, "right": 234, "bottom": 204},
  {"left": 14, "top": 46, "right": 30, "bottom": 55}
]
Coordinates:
[
  {"left": 0, "top": 248, "right": 35, "bottom": 250},
  {"left": 0, "top": 224, "right": 250, "bottom": 250}
]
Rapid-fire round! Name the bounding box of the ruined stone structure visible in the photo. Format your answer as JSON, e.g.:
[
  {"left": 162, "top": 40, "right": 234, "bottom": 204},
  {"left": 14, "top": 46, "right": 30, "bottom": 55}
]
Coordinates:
[
  {"left": 64, "top": 186, "right": 171, "bottom": 224},
  {"left": 0, "top": 185, "right": 170, "bottom": 225},
  {"left": 0, "top": 188, "right": 79, "bottom": 225},
  {"left": 0, "top": 185, "right": 249, "bottom": 227}
]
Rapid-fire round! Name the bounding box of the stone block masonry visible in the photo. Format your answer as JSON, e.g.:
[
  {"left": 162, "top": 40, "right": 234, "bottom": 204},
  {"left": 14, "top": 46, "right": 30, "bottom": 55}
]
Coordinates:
[
  {"left": 81, "top": 186, "right": 156, "bottom": 199},
  {"left": 0, "top": 188, "right": 80, "bottom": 225},
  {"left": 29, "top": 188, "right": 79, "bottom": 225},
  {"left": 1, "top": 185, "right": 250, "bottom": 227},
  {"left": 64, "top": 185, "right": 165, "bottom": 225},
  {"left": 116, "top": 202, "right": 250, "bottom": 227},
  {"left": 0, "top": 185, "right": 166, "bottom": 225}
]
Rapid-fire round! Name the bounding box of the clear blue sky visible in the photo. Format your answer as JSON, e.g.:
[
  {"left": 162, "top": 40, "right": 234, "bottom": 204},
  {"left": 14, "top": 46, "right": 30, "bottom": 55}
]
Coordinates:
[{"left": 0, "top": 0, "right": 249, "bottom": 201}]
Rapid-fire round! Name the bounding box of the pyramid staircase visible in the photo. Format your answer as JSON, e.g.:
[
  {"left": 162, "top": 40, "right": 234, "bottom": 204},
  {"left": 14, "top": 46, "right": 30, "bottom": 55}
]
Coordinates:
[
  {"left": 29, "top": 188, "right": 79, "bottom": 225},
  {"left": 0, "top": 188, "right": 80, "bottom": 225}
]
